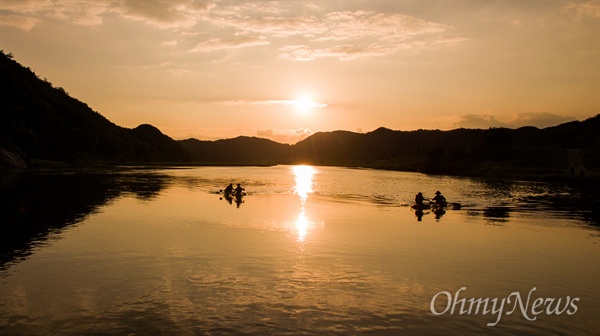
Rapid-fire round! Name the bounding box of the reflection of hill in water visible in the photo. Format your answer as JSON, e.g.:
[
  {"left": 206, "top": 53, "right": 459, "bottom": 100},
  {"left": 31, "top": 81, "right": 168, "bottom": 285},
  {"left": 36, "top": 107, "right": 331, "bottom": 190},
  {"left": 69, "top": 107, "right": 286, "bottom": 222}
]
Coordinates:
[
  {"left": 0, "top": 170, "right": 172, "bottom": 270},
  {"left": 462, "top": 179, "right": 600, "bottom": 226},
  {"left": 1, "top": 168, "right": 597, "bottom": 271}
]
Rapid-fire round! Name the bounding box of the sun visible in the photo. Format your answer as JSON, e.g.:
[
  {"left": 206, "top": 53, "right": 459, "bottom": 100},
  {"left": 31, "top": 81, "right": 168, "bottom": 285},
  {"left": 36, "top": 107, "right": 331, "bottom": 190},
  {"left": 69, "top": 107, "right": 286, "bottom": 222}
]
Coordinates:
[{"left": 294, "top": 96, "right": 317, "bottom": 113}]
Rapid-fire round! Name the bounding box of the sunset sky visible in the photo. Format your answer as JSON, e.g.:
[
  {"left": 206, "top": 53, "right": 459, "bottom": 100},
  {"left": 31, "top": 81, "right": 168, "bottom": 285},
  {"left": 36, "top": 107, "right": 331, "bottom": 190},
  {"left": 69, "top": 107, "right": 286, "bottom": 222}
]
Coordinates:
[{"left": 1, "top": 0, "right": 598, "bottom": 143}]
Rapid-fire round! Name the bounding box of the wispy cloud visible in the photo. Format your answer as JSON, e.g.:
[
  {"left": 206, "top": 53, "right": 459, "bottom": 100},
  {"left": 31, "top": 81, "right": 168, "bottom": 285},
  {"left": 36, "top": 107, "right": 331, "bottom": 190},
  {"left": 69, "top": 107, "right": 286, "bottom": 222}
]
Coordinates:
[
  {"left": 0, "top": 0, "right": 213, "bottom": 29},
  {"left": 565, "top": 1, "right": 600, "bottom": 18},
  {"left": 204, "top": 14, "right": 329, "bottom": 38},
  {"left": 222, "top": 98, "right": 327, "bottom": 108},
  {"left": 202, "top": 8, "right": 457, "bottom": 60},
  {"left": 256, "top": 128, "right": 313, "bottom": 144},
  {"left": 3, "top": 1, "right": 464, "bottom": 61},
  {"left": 136, "top": 61, "right": 191, "bottom": 75},
  {"left": 167, "top": 126, "right": 313, "bottom": 144},
  {"left": 278, "top": 44, "right": 389, "bottom": 61},
  {"left": 1, "top": 0, "right": 110, "bottom": 28},
  {"left": 189, "top": 36, "right": 270, "bottom": 52},
  {"left": 112, "top": 0, "right": 211, "bottom": 29},
  {"left": 223, "top": 99, "right": 297, "bottom": 106},
  {"left": 506, "top": 112, "right": 578, "bottom": 128},
  {"left": 321, "top": 11, "right": 448, "bottom": 41},
  {"left": 454, "top": 112, "right": 578, "bottom": 129},
  {"left": 454, "top": 113, "right": 508, "bottom": 129},
  {"left": 49, "top": 1, "right": 109, "bottom": 26},
  {"left": 0, "top": 14, "right": 40, "bottom": 31}
]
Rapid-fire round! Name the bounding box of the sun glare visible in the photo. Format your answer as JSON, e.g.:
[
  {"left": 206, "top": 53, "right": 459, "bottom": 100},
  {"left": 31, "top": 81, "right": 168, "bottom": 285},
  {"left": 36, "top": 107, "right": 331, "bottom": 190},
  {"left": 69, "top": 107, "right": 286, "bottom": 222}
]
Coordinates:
[{"left": 295, "top": 96, "right": 317, "bottom": 113}]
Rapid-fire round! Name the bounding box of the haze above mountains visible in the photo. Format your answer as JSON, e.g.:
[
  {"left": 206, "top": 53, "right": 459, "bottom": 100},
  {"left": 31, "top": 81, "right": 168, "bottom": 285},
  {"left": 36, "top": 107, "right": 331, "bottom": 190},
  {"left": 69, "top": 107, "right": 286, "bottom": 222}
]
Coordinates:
[{"left": 1, "top": 51, "right": 598, "bottom": 180}]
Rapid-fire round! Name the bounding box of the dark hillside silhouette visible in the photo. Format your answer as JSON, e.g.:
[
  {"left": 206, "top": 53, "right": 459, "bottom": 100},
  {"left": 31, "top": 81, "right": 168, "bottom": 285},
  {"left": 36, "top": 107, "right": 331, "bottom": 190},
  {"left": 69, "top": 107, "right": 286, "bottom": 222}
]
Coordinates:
[
  {"left": 0, "top": 50, "right": 187, "bottom": 167},
  {"left": 129, "top": 124, "right": 189, "bottom": 162},
  {"left": 1, "top": 50, "right": 598, "bottom": 180},
  {"left": 292, "top": 130, "right": 363, "bottom": 163},
  {"left": 290, "top": 117, "right": 599, "bottom": 179},
  {"left": 180, "top": 136, "right": 290, "bottom": 165},
  {"left": 0, "top": 130, "right": 29, "bottom": 168}
]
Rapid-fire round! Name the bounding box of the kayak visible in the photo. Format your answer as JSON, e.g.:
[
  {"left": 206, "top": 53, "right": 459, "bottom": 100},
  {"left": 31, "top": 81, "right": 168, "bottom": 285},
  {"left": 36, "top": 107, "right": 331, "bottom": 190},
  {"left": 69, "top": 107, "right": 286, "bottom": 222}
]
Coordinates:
[
  {"left": 224, "top": 191, "right": 246, "bottom": 198},
  {"left": 411, "top": 201, "right": 451, "bottom": 209},
  {"left": 411, "top": 203, "right": 431, "bottom": 210}
]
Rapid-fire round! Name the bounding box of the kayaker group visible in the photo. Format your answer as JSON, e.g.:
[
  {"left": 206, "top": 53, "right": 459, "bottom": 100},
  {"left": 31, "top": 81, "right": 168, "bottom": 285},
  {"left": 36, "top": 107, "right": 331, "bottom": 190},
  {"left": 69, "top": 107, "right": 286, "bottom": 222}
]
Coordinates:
[
  {"left": 414, "top": 190, "right": 447, "bottom": 207},
  {"left": 223, "top": 183, "right": 245, "bottom": 197},
  {"left": 221, "top": 183, "right": 456, "bottom": 215},
  {"left": 222, "top": 183, "right": 246, "bottom": 207}
]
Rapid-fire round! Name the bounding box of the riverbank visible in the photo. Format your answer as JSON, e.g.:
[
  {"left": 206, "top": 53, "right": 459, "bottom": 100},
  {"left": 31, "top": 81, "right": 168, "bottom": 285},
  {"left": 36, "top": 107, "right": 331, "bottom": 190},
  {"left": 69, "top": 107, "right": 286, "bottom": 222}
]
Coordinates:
[{"left": 5, "top": 157, "right": 598, "bottom": 188}]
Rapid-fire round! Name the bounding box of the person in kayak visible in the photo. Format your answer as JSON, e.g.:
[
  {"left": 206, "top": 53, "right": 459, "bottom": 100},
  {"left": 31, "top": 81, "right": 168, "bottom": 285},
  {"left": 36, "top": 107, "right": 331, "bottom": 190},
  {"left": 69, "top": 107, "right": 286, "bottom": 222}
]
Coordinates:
[
  {"left": 432, "top": 191, "right": 446, "bottom": 205},
  {"left": 234, "top": 183, "right": 245, "bottom": 196},
  {"left": 415, "top": 192, "right": 425, "bottom": 205}
]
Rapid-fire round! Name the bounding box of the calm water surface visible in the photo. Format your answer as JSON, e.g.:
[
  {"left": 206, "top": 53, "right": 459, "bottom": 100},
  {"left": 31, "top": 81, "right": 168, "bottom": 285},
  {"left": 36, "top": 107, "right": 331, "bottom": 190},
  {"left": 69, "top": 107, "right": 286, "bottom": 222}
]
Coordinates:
[{"left": 1, "top": 166, "right": 598, "bottom": 335}]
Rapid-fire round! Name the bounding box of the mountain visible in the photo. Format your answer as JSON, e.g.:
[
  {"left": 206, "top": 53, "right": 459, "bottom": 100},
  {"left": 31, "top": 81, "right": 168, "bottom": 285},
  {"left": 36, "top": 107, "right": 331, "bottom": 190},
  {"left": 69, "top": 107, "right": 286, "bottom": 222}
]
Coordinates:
[
  {"left": 2, "top": 50, "right": 598, "bottom": 180},
  {"left": 292, "top": 117, "right": 600, "bottom": 179},
  {"left": 0, "top": 50, "right": 188, "bottom": 167},
  {"left": 180, "top": 136, "right": 291, "bottom": 165}
]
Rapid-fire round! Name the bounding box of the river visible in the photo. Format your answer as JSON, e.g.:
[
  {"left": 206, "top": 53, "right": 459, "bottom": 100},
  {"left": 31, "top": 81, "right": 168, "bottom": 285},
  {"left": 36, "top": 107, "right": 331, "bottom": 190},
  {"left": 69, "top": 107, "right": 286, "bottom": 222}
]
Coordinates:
[{"left": 0, "top": 166, "right": 598, "bottom": 335}]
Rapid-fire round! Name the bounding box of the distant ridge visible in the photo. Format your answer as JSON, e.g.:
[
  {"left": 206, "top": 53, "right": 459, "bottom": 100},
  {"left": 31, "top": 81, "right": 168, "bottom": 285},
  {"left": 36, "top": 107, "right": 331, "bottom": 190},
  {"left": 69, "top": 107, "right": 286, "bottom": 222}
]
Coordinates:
[
  {"left": 179, "top": 136, "right": 290, "bottom": 165},
  {"left": 0, "top": 51, "right": 188, "bottom": 167},
  {"left": 291, "top": 117, "right": 600, "bottom": 179},
  {"left": 1, "top": 50, "right": 598, "bottom": 180}
]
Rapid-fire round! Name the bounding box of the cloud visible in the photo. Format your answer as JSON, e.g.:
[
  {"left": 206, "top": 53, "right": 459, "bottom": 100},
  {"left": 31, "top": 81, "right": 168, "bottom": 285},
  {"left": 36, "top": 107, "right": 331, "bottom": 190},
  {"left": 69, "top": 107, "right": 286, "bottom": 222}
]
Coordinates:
[
  {"left": 455, "top": 113, "right": 509, "bottom": 129},
  {"left": 4, "top": 1, "right": 464, "bottom": 60},
  {"left": 0, "top": 0, "right": 53, "bottom": 13},
  {"left": 278, "top": 44, "right": 388, "bottom": 61},
  {"left": 256, "top": 128, "right": 313, "bottom": 144},
  {"left": 322, "top": 11, "right": 448, "bottom": 41},
  {"left": 189, "top": 36, "right": 270, "bottom": 52},
  {"left": 504, "top": 112, "right": 578, "bottom": 128},
  {"left": 221, "top": 98, "right": 327, "bottom": 108},
  {"left": 220, "top": 1, "right": 288, "bottom": 15},
  {"left": 47, "top": 1, "right": 109, "bottom": 26},
  {"left": 565, "top": 1, "right": 600, "bottom": 18},
  {"left": 205, "top": 14, "right": 329, "bottom": 38},
  {"left": 277, "top": 36, "right": 468, "bottom": 61},
  {"left": 166, "top": 127, "right": 312, "bottom": 144},
  {"left": 223, "top": 99, "right": 295, "bottom": 106},
  {"left": 0, "top": 14, "right": 40, "bottom": 31},
  {"left": 454, "top": 112, "right": 578, "bottom": 129},
  {"left": 113, "top": 0, "right": 207, "bottom": 29},
  {"left": 256, "top": 129, "right": 274, "bottom": 137},
  {"left": 0, "top": 0, "right": 213, "bottom": 29},
  {"left": 205, "top": 8, "right": 448, "bottom": 40},
  {"left": 1, "top": 0, "right": 111, "bottom": 28},
  {"left": 136, "top": 61, "right": 191, "bottom": 75},
  {"left": 202, "top": 8, "right": 457, "bottom": 60},
  {"left": 224, "top": 99, "right": 295, "bottom": 106},
  {"left": 274, "top": 10, "right": 459, "bottom": 61}
]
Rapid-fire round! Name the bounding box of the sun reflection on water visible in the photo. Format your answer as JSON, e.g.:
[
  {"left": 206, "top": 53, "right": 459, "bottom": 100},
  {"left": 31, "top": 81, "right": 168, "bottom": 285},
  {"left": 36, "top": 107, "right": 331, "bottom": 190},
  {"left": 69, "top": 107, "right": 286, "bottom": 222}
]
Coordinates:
[
  {"left": 292, "top": 165, "right": 316, "bottom": 241},
  {"left": 292, "top": 165, "right": 316, "bottom": 203},
  {"left": 295, "top": 211, "right": 308, "bottom": 242}
]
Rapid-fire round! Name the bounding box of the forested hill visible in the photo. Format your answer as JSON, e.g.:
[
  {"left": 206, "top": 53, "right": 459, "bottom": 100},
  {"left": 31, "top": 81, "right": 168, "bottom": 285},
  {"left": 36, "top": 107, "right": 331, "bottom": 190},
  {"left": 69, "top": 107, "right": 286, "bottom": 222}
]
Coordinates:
[
  {"left": 291, "top": 116, "right": 600, "bottom": 179},
  {"left": 0, "top": 51, "right": 188, "bottom": 167},
  {"left": 1, "top": 50, "right": 598, "bottom": 181},
  {"left": 179, "top": 137, "right": 290, "bottom": 165}
]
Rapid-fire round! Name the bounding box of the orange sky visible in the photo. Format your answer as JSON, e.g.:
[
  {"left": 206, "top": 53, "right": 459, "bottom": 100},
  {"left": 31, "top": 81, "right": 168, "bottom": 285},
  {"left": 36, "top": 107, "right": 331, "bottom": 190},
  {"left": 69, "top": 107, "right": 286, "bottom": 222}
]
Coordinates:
[{"left": 1, "top": 0, "right": 598, "bottom": 143}]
